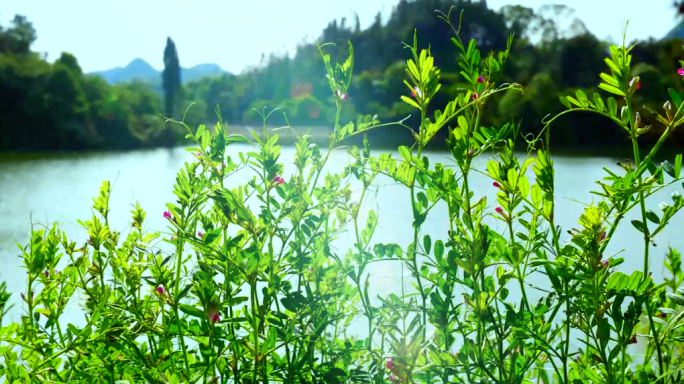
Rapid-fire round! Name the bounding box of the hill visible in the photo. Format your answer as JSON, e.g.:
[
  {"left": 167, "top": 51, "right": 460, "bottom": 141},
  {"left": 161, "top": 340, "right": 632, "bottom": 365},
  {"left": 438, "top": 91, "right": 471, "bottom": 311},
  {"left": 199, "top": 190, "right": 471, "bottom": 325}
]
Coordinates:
[{"left": 91, "top": 59, "right": 228, "bottom": 84}]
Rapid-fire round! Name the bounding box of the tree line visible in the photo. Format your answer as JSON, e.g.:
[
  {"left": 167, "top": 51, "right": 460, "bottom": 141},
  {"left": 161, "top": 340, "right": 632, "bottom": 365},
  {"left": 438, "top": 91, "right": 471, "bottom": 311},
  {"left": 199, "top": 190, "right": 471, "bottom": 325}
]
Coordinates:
[{"left": 2, "top": 0, "right": 684, "bottom": 152}]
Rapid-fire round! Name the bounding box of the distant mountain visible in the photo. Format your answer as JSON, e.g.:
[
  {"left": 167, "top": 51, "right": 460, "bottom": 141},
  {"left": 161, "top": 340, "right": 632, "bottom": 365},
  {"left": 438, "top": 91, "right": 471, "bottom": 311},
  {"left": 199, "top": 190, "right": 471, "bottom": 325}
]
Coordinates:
[
  {"left": 91, "top": 59, "right": 229, "bottom": 84},
  {"left": 665, "top": 20, "right": 684, "bottom": 41}
]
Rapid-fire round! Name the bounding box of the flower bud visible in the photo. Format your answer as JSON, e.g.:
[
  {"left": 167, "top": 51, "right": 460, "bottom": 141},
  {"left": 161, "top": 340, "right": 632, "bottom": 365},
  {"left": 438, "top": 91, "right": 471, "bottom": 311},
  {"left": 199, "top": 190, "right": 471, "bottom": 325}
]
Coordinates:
[
  {"left": 634, "top": 112, "right": 642, "bottom": 128},
  {"left": 620, "top": 106, "right": 629, "bottom": 122},
  {"left": 664, "top": 101, "right": 674, "bottom": 122}
]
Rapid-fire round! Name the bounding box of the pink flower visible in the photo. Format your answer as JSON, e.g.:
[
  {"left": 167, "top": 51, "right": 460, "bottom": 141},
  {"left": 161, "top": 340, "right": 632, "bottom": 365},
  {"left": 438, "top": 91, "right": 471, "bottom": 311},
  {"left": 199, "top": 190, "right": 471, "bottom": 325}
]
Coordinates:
[
  {"left": 198, "top": 231, "right": 204, "bottom": 238},
  {"left": 629, "top": 334, "right": 637, "bottom": 344},
  {"left": 477, "top": 75, "right": 485, "bottom": 83},
  {"left": 157, "top": 285, "right": 165, "bottom": 294},
  {"left": 44, "top": 269, "right": 49, "bottom": 278},
  {"left": 495, "top": 207, "right": 503, "bottom": 214},
  {"left": 678, "top": 68, "right": 684, "bottom": 76},
  {"left": 493, "top": 182, "right": 501, "bottom": 188},
  {"left": 389, "top": 373, "right": 397, "bottom": 383},
  {"left": 473, "top": 93, "right": 479, "bottom": 100},
  {"left": 79, "top": 246, "right": 85, "bottom": 251},
  {"left": 600, "top": 231, "right": 606, "bottom": 241},
  {"left": 208, "top": 308, "right": 220, "bottom": 323},
  {"left": 274, "top": 175, "right": 285, "bottom": 185},
  {"left": 602, "top": 259, "right": 610, "bottom": 268},
  {"left": 637, "top": 82, "right": 641, "bottom": 89},
  {"left": 386, "top": 357, "right": 393, "bottom": 370},
  {"left": 163, "top": 211, "right": 173, "bottom": 220},
  {"left": 336, "top": 90, "right": 348, "bottom": 100},
  {"left": 411, "top": 86, "right": 422, "bottom": 98}
]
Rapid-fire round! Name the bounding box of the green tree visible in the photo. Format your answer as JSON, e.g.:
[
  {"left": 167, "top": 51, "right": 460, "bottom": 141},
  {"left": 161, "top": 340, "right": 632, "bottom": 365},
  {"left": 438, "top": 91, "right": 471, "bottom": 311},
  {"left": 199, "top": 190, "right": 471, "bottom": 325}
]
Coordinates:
[{"left": 162, "top": 37, "right": 181, "bottom": 117}]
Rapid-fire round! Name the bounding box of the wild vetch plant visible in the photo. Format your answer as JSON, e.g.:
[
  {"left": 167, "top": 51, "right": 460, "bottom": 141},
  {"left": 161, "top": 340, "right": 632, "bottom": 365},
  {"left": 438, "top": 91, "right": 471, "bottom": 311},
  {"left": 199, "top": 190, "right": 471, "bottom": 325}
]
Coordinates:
[{"left": 4, "top": 11, "right": 684, "bottom": 384}]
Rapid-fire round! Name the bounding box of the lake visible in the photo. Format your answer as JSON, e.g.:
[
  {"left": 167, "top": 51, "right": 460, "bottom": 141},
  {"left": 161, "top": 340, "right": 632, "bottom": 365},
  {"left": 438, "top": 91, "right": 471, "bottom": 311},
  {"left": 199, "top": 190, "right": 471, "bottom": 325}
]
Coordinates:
[{"left": 1, "top": 145, "right": 682, "bottom": 334}]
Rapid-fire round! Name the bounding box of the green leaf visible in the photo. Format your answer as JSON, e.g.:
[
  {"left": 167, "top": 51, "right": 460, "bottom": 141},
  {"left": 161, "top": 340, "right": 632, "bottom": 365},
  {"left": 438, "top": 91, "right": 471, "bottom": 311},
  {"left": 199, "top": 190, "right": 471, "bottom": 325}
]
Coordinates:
[
  {"left": 669, "top": 88, "right": 683, "bottom": 109},
  {"left": 662, "top": 160, "right": 676, "bottom": 178},
  {"left": 608, "top": 97, "right": 618, "bottom": 116},
  {"left": 423, "top": 235, "right": 432, "bottom": 255},
  {"left": 398, "top": 146, "right": 412, "bottom": 162},
  {"left": 179, "top": 304, "right": 205, "bottom": 319},
  {"left": 599, "top": 83, "right": 626, "bottom": 97},
  {"left": 676, "top": 154, "right": 682, "bottom": 179},
  {"left": 434, "top": 240, "right": 444, "bottom": 263},
  {"left": 559, "top": 97, "right": 572, "bottom": 109},
  {"left": 401, "top": 95, "right": 421, "bottom": 110},
  {"left": 645, "top": 210, "right": 661, "bottom": 225},
  {"left": 599, "top": 73, "right": 619, "bottom": 87},
  {"left": 631, "top": 220, "right": 647, "bottom": 234}
]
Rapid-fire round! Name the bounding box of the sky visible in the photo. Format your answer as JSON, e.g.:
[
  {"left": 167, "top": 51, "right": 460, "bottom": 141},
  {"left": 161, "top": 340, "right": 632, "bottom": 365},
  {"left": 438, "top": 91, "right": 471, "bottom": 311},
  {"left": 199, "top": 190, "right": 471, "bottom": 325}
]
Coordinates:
[{"left": 1, "top": 0, "right": 680, "bottom": 74}]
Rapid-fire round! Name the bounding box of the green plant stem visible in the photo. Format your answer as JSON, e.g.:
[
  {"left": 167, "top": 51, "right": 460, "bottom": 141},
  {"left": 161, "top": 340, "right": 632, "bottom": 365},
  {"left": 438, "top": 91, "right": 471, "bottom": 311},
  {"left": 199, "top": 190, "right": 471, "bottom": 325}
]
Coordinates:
[
  {"left": 173, "top": 233, "right": 191, "bottom": 377},
  {"left": 627, "top": 100, "right": 665, "bottom": 379}
]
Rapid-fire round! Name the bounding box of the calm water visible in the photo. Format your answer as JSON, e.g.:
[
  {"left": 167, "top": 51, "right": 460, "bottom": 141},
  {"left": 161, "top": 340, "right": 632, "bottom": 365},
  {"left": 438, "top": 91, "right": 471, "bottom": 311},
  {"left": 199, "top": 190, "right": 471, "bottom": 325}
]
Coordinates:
[{"left": 1, "top": 145, "right": 682, "bottom": 331}]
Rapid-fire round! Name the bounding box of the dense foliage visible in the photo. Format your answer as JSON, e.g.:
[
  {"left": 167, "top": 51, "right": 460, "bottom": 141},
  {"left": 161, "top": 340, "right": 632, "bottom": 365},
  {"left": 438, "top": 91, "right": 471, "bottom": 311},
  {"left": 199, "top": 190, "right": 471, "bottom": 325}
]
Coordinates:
[
  {"left": 3, "top": 0, "right": 684, "bottom": 152},
  {"left": 0, "top": 16, "right": 176, "bottom": 151},
  {"left": 3, "top": 8, "right": 684, "bottom": 384}
]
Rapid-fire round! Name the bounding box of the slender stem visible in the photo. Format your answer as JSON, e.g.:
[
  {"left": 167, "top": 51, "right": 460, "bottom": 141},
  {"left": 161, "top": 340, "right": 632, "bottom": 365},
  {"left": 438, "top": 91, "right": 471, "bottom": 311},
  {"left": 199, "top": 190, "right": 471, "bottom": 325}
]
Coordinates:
[{"left": 173, "top": 233, "right": 190, "bottom": 376}]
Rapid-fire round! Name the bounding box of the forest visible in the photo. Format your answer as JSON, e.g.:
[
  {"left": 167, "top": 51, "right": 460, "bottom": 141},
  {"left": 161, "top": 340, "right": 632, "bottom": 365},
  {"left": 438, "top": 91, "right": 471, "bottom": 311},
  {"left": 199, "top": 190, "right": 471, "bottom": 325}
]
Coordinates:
[{"left": 1, "top": 0, "right": 684, "bottom": 152}]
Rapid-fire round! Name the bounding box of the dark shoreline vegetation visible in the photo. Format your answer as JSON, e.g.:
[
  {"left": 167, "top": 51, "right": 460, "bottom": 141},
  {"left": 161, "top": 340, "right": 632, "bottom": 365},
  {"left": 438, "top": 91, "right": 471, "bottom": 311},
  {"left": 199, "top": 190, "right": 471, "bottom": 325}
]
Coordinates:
[
  {"left": 3, "top": 0, "right": 684, "bottom": 154},
  {"left": 3, "top": 3, "right": 684, "bottom": 382}
]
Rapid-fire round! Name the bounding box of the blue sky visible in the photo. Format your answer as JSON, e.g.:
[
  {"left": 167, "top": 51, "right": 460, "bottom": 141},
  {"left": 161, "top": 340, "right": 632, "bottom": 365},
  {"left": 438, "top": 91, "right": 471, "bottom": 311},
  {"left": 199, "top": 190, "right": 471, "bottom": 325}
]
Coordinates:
[{"left": 1, "top": 0, "right": 679, "bottom": 74}]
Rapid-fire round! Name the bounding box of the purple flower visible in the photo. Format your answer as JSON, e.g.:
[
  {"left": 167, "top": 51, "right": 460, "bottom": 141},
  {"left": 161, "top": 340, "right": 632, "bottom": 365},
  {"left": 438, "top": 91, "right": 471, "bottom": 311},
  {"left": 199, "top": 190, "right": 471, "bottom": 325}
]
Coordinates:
[
  {"left": 389, "top": 373, "right": 397, "bottom": 383},
  {"left": 602, "top": 259, "right": 610, "bottom": 268},
  {"left": 44, "top": 269, "right": 49, "bottom": 278},
  {"left": 157, "top": 285, "right": 165, "bottom": 295},
  {"left": 386, "top": 357, "right": 393, "bottom": 370},
  {"left": 477, "top": 75, "right": 485, "bottom": 83},
  {"left": 274, "top": 175, "right": 285, "bottom": 185},
  {"left": 678, "top": 68, "right": 684, "bottom": 76},
  {"left": 411, "top": 86, "right": 422, "bottom": 98},
  {"left": 629, "top": 334, "right": 637, "bottom": 344},
  {"left": 600, "top": 231, "right": 607, "bottom": 241},
  {"left": 657, "top": 312, "right": 667, "bottom": 319},
  {"left": 208, "top": 308, "right": 220, "bottom": 323},
  {"left": 198, "top": 231, "right": 204, "bottom": 238},
  {"left": 170, "top": 236, "right": 176, "bottom": 241},
  {"left": 163, "top": 211, "right": 173, "bottom": 220}
]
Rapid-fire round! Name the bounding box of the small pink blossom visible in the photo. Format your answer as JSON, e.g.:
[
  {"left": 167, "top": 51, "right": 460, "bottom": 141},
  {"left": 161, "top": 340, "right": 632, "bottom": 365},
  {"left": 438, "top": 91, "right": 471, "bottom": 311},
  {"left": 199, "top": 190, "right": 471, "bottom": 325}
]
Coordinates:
[
  {"left": 678, "top": 68, "right": 684, "bottom": 76},
  {"left": 477, "top": 75, "right": 485, "bottom": 83},
  {"left": 411, "top": 86, "right": 422, "bottom": 98},
  {"left": 336, "top": 90, "right": 348, "bottom": 100},
  {"left": 163, "top": 211, "right": 173, "bottom": 220},
  {"left": 389, "top": 373, "right": 397, "bottom": 383},
  {"left": 156, "top": 285, "right": 165, "bottom": 294},
  {"left": 386, "top": 357, "right": 393, "bottom": 370},
  {"left": 198, "top": 231, "right": 204, "bottom": 238},
  {"left": 493, "top": 182, "right": 501, "bottom": 188},
  {"left": 473, "top": 93, "right": 479, "bottom": 100},
  {"left": 629, "top": 334, "right": 637, "bottom": 344},
  {"left": 274, "top": 175, "right": 285, "bottom": 185},
  {"left": 602, "top": 259, "right": 610, "bottom": 268},
  {"left": 495, "top": 207, "right": 503, "bottom": 214},
  {"left": 208, "top": 308, "right": 220, "bottom": 323},
  {"left": 600, "top": 231, "right": 606, "bottom": 241}
]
